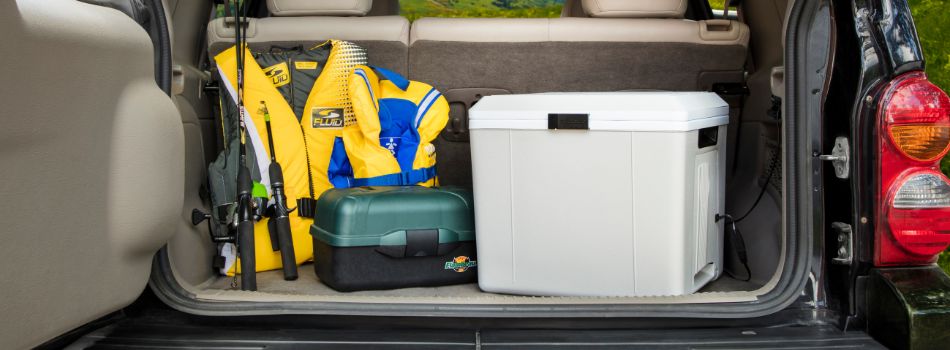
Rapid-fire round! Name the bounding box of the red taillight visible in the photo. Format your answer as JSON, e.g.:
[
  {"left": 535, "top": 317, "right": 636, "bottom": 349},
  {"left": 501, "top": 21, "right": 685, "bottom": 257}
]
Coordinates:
[
  {"left": 885, "top": 170, "right": 950, "bottom": 256},
  {"left": 883, "top": 74, "right": 950, "bottom": 162},
  {"left": 875, "top": 72, "right": 950, "bottom": 266}
]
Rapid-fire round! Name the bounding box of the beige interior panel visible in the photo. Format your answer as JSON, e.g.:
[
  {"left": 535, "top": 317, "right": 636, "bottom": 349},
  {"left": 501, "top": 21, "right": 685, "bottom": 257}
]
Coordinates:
[
  {"left": 0, "top": 1, "right": 183, "bottom": 348},
  {"left": 166, "top": 0, "right": 210, "bottom": 66},
  {"left": 367, "top": 0, "right": 400, "bottom": 16},
  {"left": 409, "top": 17, "right": 749, "bottom": 47},
  {"left": 267, "top": 0, "right": 373, "bottom": 17},
  {"left": 164, "top": 0, "right": 218, "bottom": 289},
  {"left": 560, "top": 0, "right": 586, "bottom": 17},
  {"left": 724, "top": 0, "right": 788, "bottom": 284},
  {"left": 208, "top": 16, "right": 410, "bottom": 50},
  {"left": 410, "top": 17, "right": 551, "bottom": 44},
  {"left": 168, "top": 96, "right": 217, "bottom": 289},
  {"left": 550, "top": 18, "right": 748, "bottom": 45},
  {"left": 581, "top": 0, "right": 687, "bottom": 19}
]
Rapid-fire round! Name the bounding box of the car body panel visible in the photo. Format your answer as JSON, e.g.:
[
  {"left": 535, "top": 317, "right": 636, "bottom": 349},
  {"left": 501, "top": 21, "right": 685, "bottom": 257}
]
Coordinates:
[{"left": 868, "top": 267, "right": 950, "bottom": 350}]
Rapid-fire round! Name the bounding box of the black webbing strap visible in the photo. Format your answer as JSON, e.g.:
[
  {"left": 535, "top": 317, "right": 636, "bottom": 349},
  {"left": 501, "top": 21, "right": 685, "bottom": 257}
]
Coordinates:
[
  {"left": 296, "top": 197, "right": 317, "bottom": 218},
  {"left": 212, "top": 255, "right": 227, "bottom": 271}
]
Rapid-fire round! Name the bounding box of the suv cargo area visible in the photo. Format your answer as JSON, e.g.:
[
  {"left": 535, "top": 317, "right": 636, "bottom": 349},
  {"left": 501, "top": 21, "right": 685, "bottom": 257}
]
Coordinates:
[{"left": 155, "top": 0, "right": 804, "bottom": 314}]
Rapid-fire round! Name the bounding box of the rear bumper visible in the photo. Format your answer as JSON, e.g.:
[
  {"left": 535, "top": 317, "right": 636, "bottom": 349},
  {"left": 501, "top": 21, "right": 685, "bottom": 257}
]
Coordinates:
[
  {"left": 867, "top": 266, "right": 950, "bottom": 350},
  {"left": 71, "top": 312, "right": 884, "bottom": 349}
]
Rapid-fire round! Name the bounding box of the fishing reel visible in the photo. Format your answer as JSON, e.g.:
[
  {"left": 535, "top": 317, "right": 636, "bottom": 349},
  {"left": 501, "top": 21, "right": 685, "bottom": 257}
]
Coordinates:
[{"left": 192, "top": 198, "right": 265, "bottom": 243}]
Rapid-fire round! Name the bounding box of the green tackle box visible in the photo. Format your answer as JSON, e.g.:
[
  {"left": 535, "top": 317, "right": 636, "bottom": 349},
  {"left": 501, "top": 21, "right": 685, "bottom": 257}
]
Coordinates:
[{"left": 311, "top": 186, "right": 477, "bottom": 292}]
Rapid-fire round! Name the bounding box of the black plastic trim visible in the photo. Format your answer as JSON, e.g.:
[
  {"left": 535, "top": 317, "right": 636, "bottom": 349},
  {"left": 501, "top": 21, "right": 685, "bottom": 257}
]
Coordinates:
[
  {"left": 147, "top": 0, "right": 171, "bottom": 93},
  {"left": 71, "top": 314, "right": 883, "bottom": 349}
]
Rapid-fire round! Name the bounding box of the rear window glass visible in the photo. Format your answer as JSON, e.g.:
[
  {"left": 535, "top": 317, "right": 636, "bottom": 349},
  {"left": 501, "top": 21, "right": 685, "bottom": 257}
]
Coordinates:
[
  {"left": 708, "top": 0, "right": 726, "bottom": 9},
  {"left": 400, "top": 0, "right": 564, "bottom": 22},
  {"left": 708, "top": 0, "right": 737, "bottom": 12},
  {"left": 215, "top": 0, "right": 247, "bottom": 18},
  {"left": 707, "top": 0, "right": 738, "bottom": 19}
]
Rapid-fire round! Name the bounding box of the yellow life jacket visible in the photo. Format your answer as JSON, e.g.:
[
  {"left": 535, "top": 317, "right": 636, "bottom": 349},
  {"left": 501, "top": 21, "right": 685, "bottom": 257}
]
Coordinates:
[
  {"left": 214, "top": 40, "right": 366, "bottom": 275},
  {"left": 345, "top": 66, "right": 449, "bottom": 186}
]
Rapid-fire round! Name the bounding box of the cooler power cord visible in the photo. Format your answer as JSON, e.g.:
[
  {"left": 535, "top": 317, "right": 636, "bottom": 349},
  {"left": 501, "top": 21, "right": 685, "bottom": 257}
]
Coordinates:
[{"left": 716, "top": 153, "right": 780, "bottom": 283}]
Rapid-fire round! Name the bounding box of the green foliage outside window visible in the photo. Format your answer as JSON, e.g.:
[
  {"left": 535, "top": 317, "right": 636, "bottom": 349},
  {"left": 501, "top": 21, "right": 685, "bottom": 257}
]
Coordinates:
[
  {"left": 400, "top": 0, "right": 563, "bottom": 22},
  {"left": 907, "top": 0, "right": 950, "bottom": 273},
  {"left": 708, "top": 0, "right": 727, "bottom": 9},
  {"left": 215, "top": 0, "right": 246, "bottom": 18}
]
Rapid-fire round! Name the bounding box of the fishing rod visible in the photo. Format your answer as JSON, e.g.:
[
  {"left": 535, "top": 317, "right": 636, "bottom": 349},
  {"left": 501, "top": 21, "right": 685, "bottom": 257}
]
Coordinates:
[
  {"left": 233, "top": 0, "right": 256, "bottom": 291},
  {"left": 260, "top": 101, "right": 298, "bottom": 281}
]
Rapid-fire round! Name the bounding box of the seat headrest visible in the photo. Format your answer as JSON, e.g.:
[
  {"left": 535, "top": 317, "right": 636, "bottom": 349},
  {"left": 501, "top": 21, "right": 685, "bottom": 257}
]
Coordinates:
[
  {"left": 267, "top": 0, "right": 372, "bottom": 17},
  {"left": 581, "top": 0, "right": 687, "bottom": 19}
]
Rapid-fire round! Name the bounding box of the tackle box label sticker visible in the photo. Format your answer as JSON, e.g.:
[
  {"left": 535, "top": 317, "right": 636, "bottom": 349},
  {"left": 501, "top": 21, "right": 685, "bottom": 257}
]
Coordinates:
[
  {"left": 444, "top": 256, "right": 477, "bottom": 272},
  {"left": 295, "top": 61, "right": 319, "bottom": 70},
  {"left": 311, "top": 108, "right": 344, "bottom": 129},
  {"left": 262, "top": 62, "right": 290, "bottom": 88}
]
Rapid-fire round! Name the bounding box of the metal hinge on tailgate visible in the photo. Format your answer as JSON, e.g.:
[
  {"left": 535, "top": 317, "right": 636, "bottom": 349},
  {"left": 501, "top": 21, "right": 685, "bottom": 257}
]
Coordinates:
[
  {"left": 818, "top": 136, "right": 850, "bottom": 179},
  {"left": 831, "top": 222, "right": 853, "bottom": 265}
]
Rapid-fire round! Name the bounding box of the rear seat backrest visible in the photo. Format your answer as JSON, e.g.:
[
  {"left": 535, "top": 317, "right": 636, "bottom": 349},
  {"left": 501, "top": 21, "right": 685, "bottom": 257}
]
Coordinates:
[
  {"left": 206, "top": 0, "right": 410, "bottom": 75},
  {"left": 409, "top": 0, "right": 750, "bottom": 187}
]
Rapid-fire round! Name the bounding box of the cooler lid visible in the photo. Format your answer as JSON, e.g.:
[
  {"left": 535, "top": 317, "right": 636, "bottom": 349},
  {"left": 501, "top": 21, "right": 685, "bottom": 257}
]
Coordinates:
[{"left": 468, "top": 92, "right": 730, "bottom": 132}]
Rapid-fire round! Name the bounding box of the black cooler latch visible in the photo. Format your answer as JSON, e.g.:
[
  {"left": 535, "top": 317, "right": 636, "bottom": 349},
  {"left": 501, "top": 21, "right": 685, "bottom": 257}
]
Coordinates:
[{"left": 548, "top": 113, "right": 589, "bottom": 130}]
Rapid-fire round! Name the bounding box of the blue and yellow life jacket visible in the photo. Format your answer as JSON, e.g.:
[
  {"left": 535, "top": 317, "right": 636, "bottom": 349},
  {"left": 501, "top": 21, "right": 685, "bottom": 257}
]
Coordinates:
[
  {"left": 212, "top": 40, "right": 366, "bottom": 275},
  {"left": 345, "top": 66, "right": 449, "bottom": 186}
]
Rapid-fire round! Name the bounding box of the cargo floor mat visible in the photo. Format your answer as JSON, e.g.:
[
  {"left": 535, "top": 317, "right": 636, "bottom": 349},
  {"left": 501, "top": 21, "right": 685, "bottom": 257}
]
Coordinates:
[{"left": 198, "top": 263, "right": 763, "bottom": 304}]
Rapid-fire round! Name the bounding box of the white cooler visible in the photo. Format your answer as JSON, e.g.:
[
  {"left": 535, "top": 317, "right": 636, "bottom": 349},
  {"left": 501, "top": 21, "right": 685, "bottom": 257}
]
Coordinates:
[{"left": 469, "top": 92, "right": 729, "bottom": 297}]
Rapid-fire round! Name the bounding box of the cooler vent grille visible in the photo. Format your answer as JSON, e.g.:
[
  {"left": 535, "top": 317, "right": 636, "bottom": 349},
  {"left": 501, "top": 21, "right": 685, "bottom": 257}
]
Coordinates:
[{"left": 694, "top": 158, "right": 711, "bottom": 273}]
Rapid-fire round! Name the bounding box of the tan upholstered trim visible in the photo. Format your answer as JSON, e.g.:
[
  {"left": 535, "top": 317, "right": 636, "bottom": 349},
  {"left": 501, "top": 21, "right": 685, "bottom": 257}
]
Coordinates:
[
  {"left": 207, "top": 16, "right": 410, "bottom": 50},
  {"left": 266, "top": 0, "right": 372, "bottom": 17},
  {"left": 409, "top": 17, "right": 749, "bottom": 48},
  {"left": 551, "top": 18, "right": 749, "bottom": 46},
  {"left": 581, "top": 0, "right": 687, "bottom": 19},
  {"left": 560, "top": 0, "right": 587, "bottom": 17},
  {"left": 409, "top": 17, "right": 551, "bottom": 44},
  {"left": 367, "top": 0, "right": 400, "bottom": 16}
]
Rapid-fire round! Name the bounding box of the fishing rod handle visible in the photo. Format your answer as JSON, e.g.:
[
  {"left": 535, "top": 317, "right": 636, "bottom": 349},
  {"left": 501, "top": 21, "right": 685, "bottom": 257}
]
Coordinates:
[
  {"left": 268, "top": 162, "right": 297, "bottom": 280},
  {"left": 273, "top": 215, "right": 298, "bottom": 281},
  {"left": 238, "top": 219, "right": 257, "bottom": 291}
]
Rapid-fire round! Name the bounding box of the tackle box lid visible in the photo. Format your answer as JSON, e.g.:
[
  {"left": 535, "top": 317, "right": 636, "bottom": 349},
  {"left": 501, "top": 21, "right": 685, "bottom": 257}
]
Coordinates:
[
  {"left": 468, "top": 92, "right": 729, "bottom": 132},
  {"left": 310, "top": 186, "right": 475, "bottom": 248}
]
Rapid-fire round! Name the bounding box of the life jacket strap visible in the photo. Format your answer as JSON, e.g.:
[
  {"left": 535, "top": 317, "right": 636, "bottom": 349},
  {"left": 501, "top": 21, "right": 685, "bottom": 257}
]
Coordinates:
[
  {"left": 352, "top": 166, "right": 437, "bottom": 187},
  {"left": 296, "top": 197, "right": 317, "bottom": 218}
]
